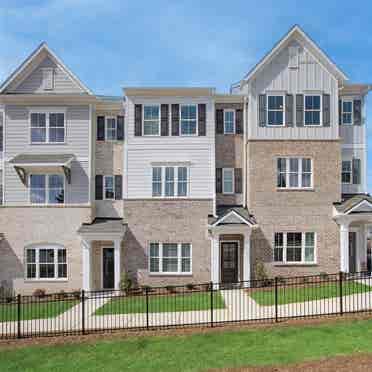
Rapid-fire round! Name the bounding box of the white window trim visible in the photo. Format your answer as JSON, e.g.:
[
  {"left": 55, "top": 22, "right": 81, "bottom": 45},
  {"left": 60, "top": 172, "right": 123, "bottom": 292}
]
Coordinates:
[
  {"left": 29, "top": 173, "right": 66, "bottom": 205},
  {"left": 25, "top": 244, "right": 67, "bottom": 281},
  {"left": 341, "top": 99, "right": 353, "bottom": 125},
  {"left": 41, "top": 68, "right": 54, "bottom": 91},
  {"left": 223, "top": 109, "right": 236, "bottom": 134},
  {"left": 142, "top": 104, "right": 161, "bottom": 136},
  {"left": 29, "top": 108, "right": 66, "bottom": 144},
  {"left": 105, "top": 116, "right": 117, "bottom": 142},
  {"left": 222, "top": 168, "right": 234, "bottom": 194},
  {"left": 267, "top": 95, "right": 285, "bottom": 127},
  {"left": 273, "top": 232, "right": 317, "bottom": 265},
  {"left": 341, "top": 160, "right": 352, "bottom": 184},
  {"left": 304, "top": 94, "right": 322, "bottom": 126},
  {"left": 151, "top": 165, "right": 189, "bottom": 198},
  {"left": 149, "top": 243, "right": 192, "bottom": 275},
  {"left": 179, "top": 104, "right": 198, "bottom": 136},
  {"left": 104, "top": 175, "right": 115, "bottom": 200},
  {"left": 277, "top": 157, "right": 313, "bottom": 190}
]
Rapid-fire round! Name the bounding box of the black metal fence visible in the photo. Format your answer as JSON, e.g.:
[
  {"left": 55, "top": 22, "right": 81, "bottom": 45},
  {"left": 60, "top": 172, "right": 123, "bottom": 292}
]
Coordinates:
[{"left": 1, "top": 271, "right": 372, "bottom": 339}]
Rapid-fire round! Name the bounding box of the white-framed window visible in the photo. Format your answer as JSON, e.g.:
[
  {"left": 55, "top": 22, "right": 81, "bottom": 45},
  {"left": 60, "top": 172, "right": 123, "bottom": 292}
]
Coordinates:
[
  {"left": 342, "top": 100, "right": 353, "bottom": 125},
  {"left": 277, "top": 158, "right": 313, "bottom": 189},
  {"left": 149, "top": 242, "right": 192, "bottom": 274},
  {"left": 30, "top": 110, "right": 65, "bottom": 143},
  {"left": 30, "top": 174, "right": 64, "bottom": 204},
  {"left": 304, "top": 95, "right": 321, "bottom": 126},
  {"left": 222, "top": 168, "right": 234, "bottom": 194},
  {"left": 180, "top": 104, "right": 197, "bottom": 135},
  {"left": 224, "top": 109, "right": 235, "bottom": 134},
  {"left": 267, "top": 95, "right": 284, "bottom": 126},
  {"left": 105, "top": 117, "right": 117, "bottom": 141},
  {"left": 342, "top": 160, "right": 352, "bottom": 184},
  {"left": 104, "top": 175, "right": 115, "bottom": 199},
  {"left": 152, "top": 166, "right": 188, "bottom": 197},
  {"left": 274, "top": 232, "right": 316, "bottom": 264},
  {"left": 143, "top": 105, "right": 160, "bottom": 136},
  {"left": 25, "top": 245, "right": 67, "bottom": 280}
]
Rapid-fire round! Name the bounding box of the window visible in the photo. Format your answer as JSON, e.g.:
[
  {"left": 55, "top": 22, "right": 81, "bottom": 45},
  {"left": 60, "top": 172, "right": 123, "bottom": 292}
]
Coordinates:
[
  {"left": 304, "top": 95, "right": 321, "bottom": 125},
  {"left": 267, "top": 96, "right": 284, "bottom": 126},
  {"left": 42, "top": 68, "right": 54, "bottom": 90},
  {"left": 104, "top": 175, "right": 115, "bottom": 199},
  {"left": 224, "top": 110, "right": 235, "bottom": 134},
  {"left": 342, "top": 100, "right": 353, "bottom": 125},
  {"left": 223, "top": 168, "right": 234, "bottom": 194},
  {"left": 143, "top": 105, "right": 160, "bottom": 135},
  {"left": 152, "top": 166, "right": 188, "bottom": 197},
  {"left": 180, "top": 105, "right": 197, "bottom": 135},
  {"left": 277, "top": 158, "right": 312, "bottom": 189},
  {"left": 106, "top": 117, "right": 117, "bottom": 141},
  {"left": 149, "top": 243, "right": 192, "bottom": 274},
  {"left": 30, "top": 174, "right": 64, "bottom": 204},
  {"left": 26, "top": 245, "right": 67, "bottom": 280},
  {"left": 30, "top": 111, "right": 65, "bottom": 143},
  {"left": 274, "top": 232, "right": 315, "bottom": 264},
  {"left": 342, "top": 160, "right": 352, "bottom": 184}
]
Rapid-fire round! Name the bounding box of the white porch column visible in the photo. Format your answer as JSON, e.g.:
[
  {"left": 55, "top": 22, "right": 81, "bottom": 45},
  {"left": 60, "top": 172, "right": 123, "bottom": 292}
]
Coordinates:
[
  {"left": 82, "top": 239, "right": 92, "bottom": 291},
  {"left": 210, "top": 234, "right": 220, "bottom": 286},
  {"left": 340, "top": 223, "right": 350, "bottom": 273},
  {"left": 243, "top": 232, "right": 251, "bottom": 285},
  {"left": 114, "top": 239, "right": 122, "bottom": 290}
]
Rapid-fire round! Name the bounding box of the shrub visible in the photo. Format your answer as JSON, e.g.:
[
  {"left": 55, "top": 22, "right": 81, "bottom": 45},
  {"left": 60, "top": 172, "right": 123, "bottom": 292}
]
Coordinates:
[
  {"left": 186, "top": 283, "right": 195, "bottom": 290},
  {"left": 119, "top": 272, "right": 132, "bottom": 292},
  {"left": 255, "top": 262, "right": 269, "bottom": 286},
  {"left": 33, "top": 289, "right": 46, "bottom": 299}
]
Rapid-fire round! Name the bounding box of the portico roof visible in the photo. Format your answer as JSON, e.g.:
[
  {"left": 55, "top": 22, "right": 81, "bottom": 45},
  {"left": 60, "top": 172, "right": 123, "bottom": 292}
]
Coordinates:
[
  {"left": 78, "top": 218, "right": 127, "bottom": 241},
  {"left": 334, "top": 194, "right": 372, "bottom": 215},
  {"left": 209, "top": 206, "right": 257, "bottom": 227}
]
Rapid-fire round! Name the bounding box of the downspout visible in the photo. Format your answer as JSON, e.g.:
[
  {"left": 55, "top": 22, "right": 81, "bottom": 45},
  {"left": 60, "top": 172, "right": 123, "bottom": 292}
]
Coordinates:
[{"left": 243, "top": 95, "right": 248, "bottom": 208}]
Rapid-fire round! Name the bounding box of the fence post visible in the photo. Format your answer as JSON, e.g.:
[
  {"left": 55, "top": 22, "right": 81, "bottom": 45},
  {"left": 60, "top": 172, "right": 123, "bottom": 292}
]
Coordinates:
[
  {"left": 339, "top": 271, "right": 343, "bottom": 316},
  {"left": 17, "top": 294, "right": 21, "bottom": 339},
  {"left": 146, "top": 286, "right": 149, "bottom": 330},
  {"left": 210, "top": 282, "right": 214, "bottom": 328},
  {"left": 274, "top": 277, "right": 278, "bottom": 323},
  {"left": 81, "top": 289, "right": 85, "bottom": 335}
]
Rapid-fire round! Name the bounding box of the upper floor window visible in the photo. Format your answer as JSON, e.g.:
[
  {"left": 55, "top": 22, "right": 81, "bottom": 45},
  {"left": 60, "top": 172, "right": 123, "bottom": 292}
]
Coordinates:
[
  {"left": 224, "top": 110, "right": 235, "bottom": 134},
  {"left": 42, "top": 68, "right": 54, "bottom": 91},
  {"left": 30, "top": 111, "right": 65, "bottom": 143},
  {"left": 267, "top": 95, "right": 284, "bottom": 126},
  {"left": 30, "top": 174, "right": 64, "bottom": 204},
  {"left": 222, "top": 168, "right": 234, "bottom": 194},
  {"left": 106, "top": 117, "right": 117, "bottom": 141},
  {"left": 152, "top": 166, "right": 188, "bottom": 197},
  {"left": 97, "top": 115, "right": 124, "bottom": 141},
  {"left": 143, "top": 105, "right": 160, "bottom": 136},
  {"left": 304, "top": 95, "right": 321, "bottom": 126},
  {"left": 342, "top": 161, "right": 352, "bottom": 184},
  {"left": 277, "top": 158, "right": 312, "bottom": 189},
  {"left": 342, "top": 100, "right": 353, "bottom": 125},
  {"left": 180, "top": 105, "right": 197, "bottom": 135},
  {"left": 104, "top": 175, "right": 115, "bottom": 199}
]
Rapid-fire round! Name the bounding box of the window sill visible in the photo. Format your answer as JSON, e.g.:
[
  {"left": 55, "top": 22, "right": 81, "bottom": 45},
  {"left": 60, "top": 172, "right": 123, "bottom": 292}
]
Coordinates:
[
  {"left": 149, "top": 273, "right": 193, "bottom": 277},
  {"left": 24, "top": 279, "right": 68, "bottom": 283},
  {"left": 273, "top": 263, "right": 317, "bottom": 267},
  {"left": 276, "top": 188, "right": 314, "bottom": 192}
]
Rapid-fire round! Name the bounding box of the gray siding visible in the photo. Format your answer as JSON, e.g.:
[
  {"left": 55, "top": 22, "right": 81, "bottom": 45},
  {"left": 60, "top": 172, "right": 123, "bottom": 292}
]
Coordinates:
[
  {"left": 340, "top": 125, "right": 365, "bottom": 145},
  {"left": 341, "top": 148, "right": 366, "bottom": 194}
]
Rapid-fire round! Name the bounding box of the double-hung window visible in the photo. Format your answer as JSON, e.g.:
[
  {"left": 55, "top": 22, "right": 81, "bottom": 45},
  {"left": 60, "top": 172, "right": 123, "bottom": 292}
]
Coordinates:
[
  {"left": 152, "top": 167, "right": 162, "bottom": 197},
  {"left": 30, "top": 111, "right": 65, "bottom": 143},
  {"left": 106, "top": 117, "right": 117, "bottom": 141},
  {"left": 222, "top": 168, "right": 234, "bottom": 194},
  {"left": 224, "top": 110, "right": 235, "bottom": 134},
  {"left": 267, "top": 96, "right": 284, "bottom": 126},
  {"left": 180, "top": 105, "right": 197, "bottom": 135},
  {"left": 149, "top": 242, "right": 192, "bottom": 274},
  {"left": 342, "top": 100, "right": 353, "bottom": 125},
  {"left": 277, "top": 158, "right": 312, "bottom": 189},
  {"left": 30, "top": 174, "right": 64, "bottom": 204},
  {"left": 143, "top": 105, "right": 160, "bottom": 135},
  {"left": 25, "top": 245, "right": 67, "bottom": 280},
  {"left": 104, "top": 175, "right": 115, "bottom": 199},
  {"left": 304, "top": 95, "right": 321, "bottom": 125},
  {"left": 274, "top": 232, "right": 315, "bottom": 264},
  {"left": 152, "top": 166, "right": 188, "bottom": 197},
  {"left": 342, "top": 160, "right": 352, "bottom": 184}
]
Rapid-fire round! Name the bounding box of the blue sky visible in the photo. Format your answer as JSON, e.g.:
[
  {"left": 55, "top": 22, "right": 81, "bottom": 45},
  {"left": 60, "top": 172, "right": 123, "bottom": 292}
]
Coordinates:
[{"left": 1, "top": 0, "right": 371, "bottom": 190}]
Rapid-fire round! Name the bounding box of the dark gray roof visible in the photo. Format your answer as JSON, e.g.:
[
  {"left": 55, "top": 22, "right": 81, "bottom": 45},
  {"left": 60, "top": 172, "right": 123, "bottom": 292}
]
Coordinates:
[
  {"left": 78, "top": 218, "right": 126, "bottom": 235},
  {"left": 209, "top": 206, "right": 257, "bottom": 226},
  {"left": 10, "top": 153, "right": 74, "bottom": 165},
  {"left": 334, "top": 194, "right": 372, "bottom": 213}
]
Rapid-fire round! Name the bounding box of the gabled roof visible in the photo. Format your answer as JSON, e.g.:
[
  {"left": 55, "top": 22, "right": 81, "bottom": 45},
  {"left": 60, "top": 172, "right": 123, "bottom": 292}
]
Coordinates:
[
  {"left": 209, "top": 206, "right": 256, "bottom": 227},
  {"left": 235, "top": 25, "right": 348, "bottom": 89},
  {"left": 0, "top": 42, "right": 93, "bottom": 95},
  {"left": 334, "top": 194, "right": 372, "bottom": 214}
]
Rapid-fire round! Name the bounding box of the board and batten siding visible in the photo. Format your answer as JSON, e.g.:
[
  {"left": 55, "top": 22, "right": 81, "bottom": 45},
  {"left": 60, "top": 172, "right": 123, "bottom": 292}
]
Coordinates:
[
  {"left": 341, "top": 148, "right": 366, "bottom": 195},
  {"left": 125, "top": 97, "right": 215, "bottom": 199},
  {"left": 243, "top": 40, "right": 339, "bottom": 140}
]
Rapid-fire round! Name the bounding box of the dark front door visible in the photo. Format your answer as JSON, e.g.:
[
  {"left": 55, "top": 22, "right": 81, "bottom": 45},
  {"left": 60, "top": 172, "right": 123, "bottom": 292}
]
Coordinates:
[
  {"left": 221, "top": 242, "right": 239, "bottom": 283},
  {"left": 349, "top": 232, "right": 357, "bottom": 273},
  {"left": 102, "top": 248, "right": 115, "bottom": 289}
]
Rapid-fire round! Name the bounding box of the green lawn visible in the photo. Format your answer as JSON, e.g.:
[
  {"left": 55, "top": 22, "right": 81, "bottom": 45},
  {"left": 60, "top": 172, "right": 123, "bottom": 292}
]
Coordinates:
[
  {"left": 0, "top": 300, "right": 79, "bottom": 322},
  {"left": 95, "top": 291, "right": 225, "bottom": 315},
  {"left": 2, "top": 319, "right": 372, "bottom": 371},
  {"left": 250, "top": 281, "right": 372, "bottom": 306}
]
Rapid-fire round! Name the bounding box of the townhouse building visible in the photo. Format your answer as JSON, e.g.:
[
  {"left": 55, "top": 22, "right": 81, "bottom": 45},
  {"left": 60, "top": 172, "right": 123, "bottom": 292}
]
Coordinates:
[{"left": 0, "top": 25, "right": 371, "bottom": 294}]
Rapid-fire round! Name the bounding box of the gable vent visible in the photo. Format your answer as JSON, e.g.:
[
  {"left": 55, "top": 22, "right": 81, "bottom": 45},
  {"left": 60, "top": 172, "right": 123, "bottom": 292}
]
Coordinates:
[
  {"left": 42, "top": 67, "right": 54, "bottom": 90},
  {"left": 288, "top": 46, "right": 299, "bottom": 69}
]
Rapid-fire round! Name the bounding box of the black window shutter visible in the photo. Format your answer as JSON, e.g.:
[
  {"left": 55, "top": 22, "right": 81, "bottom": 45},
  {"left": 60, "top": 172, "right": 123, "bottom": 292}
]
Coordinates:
[
  {"left": 97, "top": 116, "right": 105, "bottom": 141},
  {"left": 285, "top": 94, "right": 294, "bottom": 127},
  {"left": 134, "top": 104, "right": 142, "bottom": 136},
  {"left": 236, "top": 109, "right": 243, "bottom": 134},
  {"left": 258, "top": 94, "right": 266, "bottom": 127},
  {"left": 115, "top": 175, "right": 123, "bottom": 200},
  {"left": 296, "top": 94, "right": 304, "bottom": 127},
  {"left": 352, "top": 158, "right": 361, "bottom": 185},
  {"left": 216, "top": 168, "right": 222, "bottom": 193},
  {"left": 354, "top": 99, "right": 362, "bottom": 125},
  {"left": 171, "top": 104, "right": 179, "bottom": 136},
  {"left": 323, "top": 94, "right": 330, "bottom": 127},
  {"left": 198, "top": 104, "right": 206, "bottom": 136},
  {"left": 161, "top": 104, "right": 169, "bottom": 136},
  {"left": 234, "top": 168, "right": 242, "bottom": 193},
  {"left": 216, "top": 109, "right": 224, "bottom": 134},
  {"left": 339, "top": 99, "right": 342, "bottom": 125},
  {"left": 95, "top": 175, "right": 103, "bottom": 200},
  {"left": 117, "top": 115, "right": 124, "bottom": 140}
]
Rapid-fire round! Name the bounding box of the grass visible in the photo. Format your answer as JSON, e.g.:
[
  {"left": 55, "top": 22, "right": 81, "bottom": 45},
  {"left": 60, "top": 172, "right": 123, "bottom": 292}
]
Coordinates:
[
  {"left": 95, "top": 291, "right": 225, "bottom": 315},
  {"left": 2, "top": 318, "right": 372, "bottom": 371},
  {"left": 0, "top": 300, "right": 79, "bottom": 322},
  {"left": 250, "top": 280, "right": 372, "bottom": 306}
]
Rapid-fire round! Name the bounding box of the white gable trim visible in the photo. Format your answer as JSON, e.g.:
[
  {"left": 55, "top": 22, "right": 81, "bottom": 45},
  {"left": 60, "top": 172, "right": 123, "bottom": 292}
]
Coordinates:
[
  {"left": 345, "top": 199, "right": 372, "bottom": 215},
  {"left": 0, "top": 42, "right": 93, "bottom": 95},
  {"left": 211, "top": 210, "right": 253, "bottom": 227}
]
